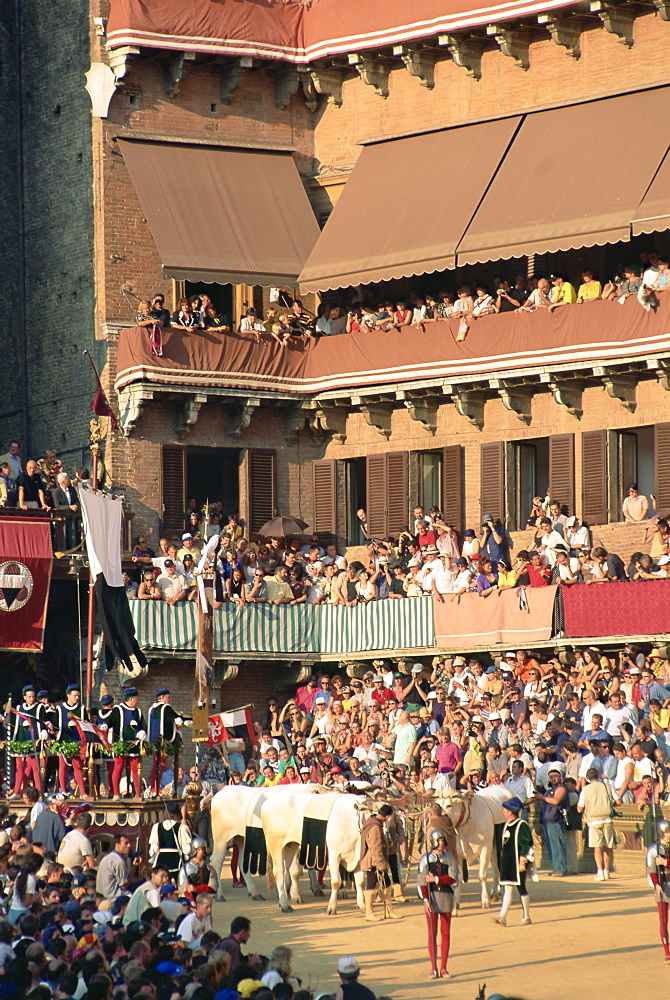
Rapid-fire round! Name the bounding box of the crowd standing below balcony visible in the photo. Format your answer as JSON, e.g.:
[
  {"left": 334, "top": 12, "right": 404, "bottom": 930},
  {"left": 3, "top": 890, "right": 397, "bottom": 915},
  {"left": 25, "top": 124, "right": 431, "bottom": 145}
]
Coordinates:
[
  {"left": 123, "top": 486, "right": 667, "bottom": 608},
  {"left": 132, "top": 250, "right": 670, "bottom": 353}
]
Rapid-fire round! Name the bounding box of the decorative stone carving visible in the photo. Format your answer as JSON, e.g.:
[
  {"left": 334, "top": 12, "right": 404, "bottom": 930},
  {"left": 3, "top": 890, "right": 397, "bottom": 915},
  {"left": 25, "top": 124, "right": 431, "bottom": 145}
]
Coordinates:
[
  {"left": 590, "top": 1, "right": 635, "bottom": 45},
  {"left": 438, "top": 34, "right": 483, "bottom": 79},
  {"left": 360, "top": 404, "right": 393, "bottom": 439},
  {"left": 312, "top": 407, "right": 348, "bottom": 443},
  {"left": 164, "top": 52, "right": 196, "bottom": 98},
  {"left": 118, "top": 388, "right": 153, "bottom": 437},
  {"left": 228, "top": 398, "right": 260, "bottom": 438},
  {"left": 274, "top": 67, "right": 301, "bottom": 110},
  {"left": 392, "top": 44, "right": 437, "bottom": 88},
  {"left": 348, "top": 53, "right": 393, "bottom": 98},
  {"left": 219, "top": 61, "right": 248, "bottom": 104},
  {"left": 537, "top": 13, "right": 583, "bottom": 57},
  {"left": 486, "top": 25, "right": 532, "bottom": 69},
  {"left": 603, "top": 374, "right": 637, "bottom": 412},
  {"left": 404, "top": 399, "right": 438, "bottom": 434},
  {"left": 547, "top": 379, "right": 584, "bottom": 418},
  {"left": 176, "top": 394, "right": 207, "bottom": 439},
  {"left": 108, "top": 46, "right": 140, "bottom": 84},
  {"left": 85, "top": 63, "right": 118, "bottom": 119},
  {"left": 497, "top": 386, "right": 533, "bottom": 424},
  {"left": 308, "top": 65, "right": 345, "bottom": 106},
  {"left": 284, "top": 408, "right": 308, "bottom": 444},
  {"left": 452, "top": 391, "right": 485, "bottom": 430}
]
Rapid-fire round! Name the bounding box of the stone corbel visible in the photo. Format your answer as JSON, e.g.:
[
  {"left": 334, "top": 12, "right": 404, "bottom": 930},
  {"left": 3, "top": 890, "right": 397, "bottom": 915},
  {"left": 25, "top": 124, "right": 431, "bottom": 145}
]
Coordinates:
[
  {"left": 486, "top": 25, "right": 532, "bottom": 69},
  {"left": 85, "top": 63, "right": 119, "bottom": 118},
  {"left": 228, "top": 398, "right": 260, "bottom": 437},
  {"left": 437, "top": 34, "right": 483, "bottom": 79},
  {"left": 299, "top": 71, "right": 320, "bottom": 112},
  {"left": 360, "top": 403, "right": 393, "bottom": 439},
  {"left": 652, "top": 0, "right": 670, "bottom": 20},
  {"left": 274, "top": 67, "right": 301, "bottom": 110},
  {"left": 164, "top": 52, "right": 197, "bottom": 98},
  {"left": 404, "top": 399, "right": 438, "bottom": 434},
  {"left": 589, "top": 1, "right": 635, "bottom": 46},
  {"left": 537, "top": 13, "right": 583, "bottom": 57},
  {"left": 452, "top": 390, "right": 486, "bottom": 430},
  {"left": 176, "top": 394, "right": 207, "bottom": 439},
  {"left": 547, "top": 378, "right": 584, "bottom": 418},
  {"left": 492, "top": 381, "right": 533, "bottom": 424},
  {"left": 213, "top": 660, "right": 240, "bottom": 685},
  {"left": 392, "top": 44, "right": 437, "bottom": 88},
  {"left": 308, "top": 65, "right": 345, "bottom": 106},
  {"left": 108, "top": 46, "right": 140, "bottom": 84},
  {"left": 348, "top": 53, "right": 393, "bottom": 98},
  {"left": 312, "top": 407, "right": 348, "bottom": 443},
  {"left": 284, "top": 407, "right": 308, "bottom": 444},
  {"left": 603, "top": 374, "right": 638, "bottom": 412},
  {"left": 648, "top": 358, "right": 670, "bottom": 391},
  {"left": 219, "top": 61, "right": 248, "bottom": 104},
  {"left": 118, "top": 387, "right": 153, "bottom": 437}
]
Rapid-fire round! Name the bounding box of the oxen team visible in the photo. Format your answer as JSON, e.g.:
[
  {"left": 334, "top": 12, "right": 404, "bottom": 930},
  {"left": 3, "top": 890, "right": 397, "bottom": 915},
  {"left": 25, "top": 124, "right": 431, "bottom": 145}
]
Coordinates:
[{"left": 209, "top": 783, "right": 511, "bottom": 914}]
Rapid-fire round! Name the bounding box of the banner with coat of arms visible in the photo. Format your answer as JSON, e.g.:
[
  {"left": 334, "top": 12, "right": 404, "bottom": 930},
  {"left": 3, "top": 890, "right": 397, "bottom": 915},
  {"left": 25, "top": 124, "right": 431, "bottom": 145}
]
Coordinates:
[{"left": 0, "top": 516, "right": 53, "bottom": 651}]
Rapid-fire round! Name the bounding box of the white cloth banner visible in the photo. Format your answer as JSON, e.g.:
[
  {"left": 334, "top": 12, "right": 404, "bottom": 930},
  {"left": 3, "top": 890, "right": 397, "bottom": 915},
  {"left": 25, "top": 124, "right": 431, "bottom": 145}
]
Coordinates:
[{"left": 79, "top": 488, "right": 124, "bottom": 587}]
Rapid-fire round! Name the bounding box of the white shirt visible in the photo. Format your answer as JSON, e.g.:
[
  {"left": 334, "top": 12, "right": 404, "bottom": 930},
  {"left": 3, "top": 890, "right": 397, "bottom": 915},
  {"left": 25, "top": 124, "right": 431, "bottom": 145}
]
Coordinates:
[
  {"left": 153, "top": 556, "right": 185, "bottom": 575},
  {"left": 614, "top": 756, "right": 634, "bottom": 794},
  {"left": 582, "top": 701, "right": 608, "bottom": 732},
  {"left": 428, "top": 563, "right": 456, "bottom": 595},
  {"left": 505, "top": 774, "right": 535, "bottom": 802},
  {"left": 178, "top": 910, "right": 213, "bottom": 945},
  {"left": 538, "top": 530, "right": 566, "bottom": 566},
  {"left": 605, "top": 704, "right": 638, "bottom": 735},
  {"left": 566, "top": 526, "right": 589, "bottom": 549},
  {"left": 57, "top": 829, "right": 94, "bottom": 870},
  {"left": 354, "top": 744, "right": 381, "bottom": 765}
]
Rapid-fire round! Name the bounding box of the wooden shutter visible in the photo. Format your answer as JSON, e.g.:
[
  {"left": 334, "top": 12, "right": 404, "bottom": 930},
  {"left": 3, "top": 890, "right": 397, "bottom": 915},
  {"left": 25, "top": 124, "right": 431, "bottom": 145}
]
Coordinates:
[
  {"left": 386, "top": 452, "right": 409, "bottom": 536},
  {"left": 480, "top": 442, "right": 504, "bottom": 522},
  {"left": 581, "top": 430, "right": 608, "bottom": 525},
  {"left": 442, "top": 445, "right": 464, "bottom": 531},
  {"left": 161, "top": 446, "right": 186, "bottom": 532},
  {"left": 549, "top": 434, "right": 575, "bottom": 513},
  {"left": 655, "top": 423, "right": 670, "bottom": 510},
  {"left": 247, "top": 450, "right": 276, "bottom": 535},
  {"left": 312, "top": 459, "right": 336, "bottom": 542},
  {"left": 366, "top": 454, "right": 388, "bottom": 539}
]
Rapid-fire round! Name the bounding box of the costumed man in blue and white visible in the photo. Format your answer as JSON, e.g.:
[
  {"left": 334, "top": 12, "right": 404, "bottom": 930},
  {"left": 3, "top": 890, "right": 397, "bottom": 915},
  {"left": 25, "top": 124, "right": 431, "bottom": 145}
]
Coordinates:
[
  {"left": 148, "top": 687, "right": 190, "bottom": 795},
  {"left": 110, "top": 687, "right": 147, "bottom": 800},
  {"left": 493, "top": 796, "right": 535, "bottom": 927},
  {"left": 56, "top": 684, "right": 88, "bottom": 796},
  {"left": 149, "top": 800, "right": 193, "bottom": 885},
  {"left": 11, "top": 684, "right": 42, "bottom": 795},
  {"left": 647, "top": 819, "right": 670, "bottom": 961},
  {"left": 417, "top": 829, "right": 459, "bottom": 979},
  {"left": 95, "top": 693, "right": 116, "bottom": 794}
]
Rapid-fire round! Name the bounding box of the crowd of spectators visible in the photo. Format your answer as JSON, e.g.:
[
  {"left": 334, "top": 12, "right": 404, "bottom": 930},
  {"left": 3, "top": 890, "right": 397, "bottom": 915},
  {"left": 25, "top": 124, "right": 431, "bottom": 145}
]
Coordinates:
[
  {"left": 134, "top": 251, "right": 670, "bottom": 351},
  {"left": 124, "top": 487, "right": 667, "bottom": 609}
]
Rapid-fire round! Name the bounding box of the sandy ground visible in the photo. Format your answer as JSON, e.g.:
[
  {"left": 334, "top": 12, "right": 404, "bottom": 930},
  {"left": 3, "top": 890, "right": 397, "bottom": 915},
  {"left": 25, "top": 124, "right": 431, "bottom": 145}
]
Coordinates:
[{"left": 211, "top": 867, "right": 665, "bottom": 1000}]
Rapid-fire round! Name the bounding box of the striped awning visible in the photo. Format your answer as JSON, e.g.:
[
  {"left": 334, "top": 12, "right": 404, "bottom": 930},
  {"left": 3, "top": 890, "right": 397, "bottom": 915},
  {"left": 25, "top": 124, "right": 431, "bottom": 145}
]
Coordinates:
[{"left": 130, "top": 599, "right": 435, "bottom": 657}]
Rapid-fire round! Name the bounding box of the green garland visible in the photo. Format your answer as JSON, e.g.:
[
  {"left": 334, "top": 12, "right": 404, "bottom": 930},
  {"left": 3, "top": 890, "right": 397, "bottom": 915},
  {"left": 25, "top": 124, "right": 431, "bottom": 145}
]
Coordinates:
[
  {"left": 50, "top": 740, "right": 80, "bottom": 760},
  {"left": 151, "top": 740, "right": 180, "bottom": 758},
  {"left": 10, "top": 740, "right": 34, "bottom": 755},
  {"left": 110, "top": 740, "right": 135, "bottom": 758}
]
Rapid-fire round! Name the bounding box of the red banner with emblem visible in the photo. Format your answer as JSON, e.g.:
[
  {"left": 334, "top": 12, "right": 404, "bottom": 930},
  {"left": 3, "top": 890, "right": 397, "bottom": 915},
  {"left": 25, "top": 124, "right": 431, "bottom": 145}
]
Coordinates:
[{"left": 0, "top": 516, "right": 52, "bottom": 651}]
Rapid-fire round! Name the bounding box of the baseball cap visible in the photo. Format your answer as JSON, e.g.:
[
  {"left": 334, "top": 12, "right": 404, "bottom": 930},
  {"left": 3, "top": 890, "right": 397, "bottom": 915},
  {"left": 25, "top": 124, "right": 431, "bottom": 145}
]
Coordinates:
[
  {"left": 156, "top": 962, "right": 184, "bottom": 976},
  {"left": 160, "top": 884, "right": 178, "bottom": 897},
  {"left": 412, "top": 663, "right": 423, "bottom": 674},
  {"left": 452, "top": 656, "right": 466, "bottom": 667},
  {"left": 164, "top": 559, "right": 174, "bottom": 568},
  {"left": 337, "top": 956, "right": 360, "bottom": 976},
  {"left": 299, "top": 767, "right": 310, "bottom": 774},
  {"left": 182, "top": 532, "right": 193, "bottom": 540},
  {"left": 329, "top": 766, "right": 343, "bottom": 775},
  {"left": 566, "top": 516, "right": 577, "bottom": 526}
]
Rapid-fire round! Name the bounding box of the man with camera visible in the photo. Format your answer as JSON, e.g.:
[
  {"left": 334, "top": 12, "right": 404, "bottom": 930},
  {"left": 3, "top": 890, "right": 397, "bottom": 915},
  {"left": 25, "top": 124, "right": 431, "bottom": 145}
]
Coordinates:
[{"left": 481, "top": 514, "right": 509, "bottom": 565}]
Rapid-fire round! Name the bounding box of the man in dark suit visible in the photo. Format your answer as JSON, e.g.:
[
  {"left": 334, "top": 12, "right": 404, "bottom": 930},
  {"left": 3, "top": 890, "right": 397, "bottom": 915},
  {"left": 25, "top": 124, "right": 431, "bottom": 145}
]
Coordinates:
[{"left": 52, "top": 471, "right": 80, "bottom": 547}]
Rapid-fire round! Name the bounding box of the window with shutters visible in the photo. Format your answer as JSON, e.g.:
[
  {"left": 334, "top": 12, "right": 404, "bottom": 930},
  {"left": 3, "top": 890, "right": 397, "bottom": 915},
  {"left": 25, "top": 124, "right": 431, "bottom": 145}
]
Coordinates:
[
  {"left": 611, "top": 425, "right": 654, "bottom": 513},
  {"left": 581, "top": 430, "right": 608, "bottom": 525},
  {"left": 442, "top": 446, "right": 464, "bottom": 531},
  {"left": 247, "top": 450, "right": 276, "bottom": 535},
  {"left": 509, "top": 437, "right": 551, "bottom": 530},
  {"left": 656, "top": 424, "right": 670, "bottom": 511},
  {"left": 161, "top": 446, "right": 186, "bottom": 532},
  {"left": 481, "top": 442, "right": 505, "bottom": 525},
  {"left": 312, "top": 460, "right": 336, "bottom": 544},
  {"left": 364, "top": 452, "right": 409, "bottom": 539},
  {"left": 185, "top": 447, "right": 240, "bottom": 524},
  {"left": 419, "top": 452, "right": 442, "bottom": 512},
  {"left": 366, "top": 454, "right": 388, "bottom": 539},
  {"left": 549, "top": 434, "right": 575, "bottom": 515}
]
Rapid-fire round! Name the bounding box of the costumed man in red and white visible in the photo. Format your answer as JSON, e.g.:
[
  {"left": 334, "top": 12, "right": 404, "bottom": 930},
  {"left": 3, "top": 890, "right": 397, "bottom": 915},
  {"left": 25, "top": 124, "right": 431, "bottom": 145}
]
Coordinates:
[
  {"left": 11, "top": 684, "right": 42, "bottom": 794},
  {"left": 648, "top": 820, "right": 670, "bottom": 961},
  {"left": 56, "top": 684, "right": 88, "bottom": 796},
  {"left": 110, "top": 687, "right": 146, "bottom": 800},
  {"left": 417, "top": 830, "right": 459, "bottom": 979}
]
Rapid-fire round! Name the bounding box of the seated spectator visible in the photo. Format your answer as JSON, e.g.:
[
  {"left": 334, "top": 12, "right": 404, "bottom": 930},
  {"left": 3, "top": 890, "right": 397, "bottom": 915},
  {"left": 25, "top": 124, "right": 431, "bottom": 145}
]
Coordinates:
[
  {"left": 203, "top": 304, "right": 230, "bottom": 332},
  {"left": 548, "top": 273, "right": 577, "bottom": 311},
  {"left": 239, "top": 307, "right": 265, "bottom": 338},
  {"left": 123, "top": 570, "right": 139, "bottom": 599},
  {"left": 565, "top": 515, "right": 590, "bottom": 554},
  {"left": 155, "top": 561, "right": 187, "bottom": 604},
  {"left": 172, "top": 298, "right": 197, "bottom": 328},
  {"left": 622, "top": 483, "right": 649, "bottom": 522},
  {"left": 437, "top": 290, "right": 454, "bottom": 319},
  {"left": 553, "top": 549, "right": 580, "bottom": 585},
  {"left": 615, "top": 265, "right": 642, "bottom": 303},
  {"left": 494, "top": 279, "right": 523, "bottom": 312},
  {"left": 476, "top": 559, "right": 499, "bottom": 597},
  {"left": 576, "top": 269, "right": 602, "bottom": 302},
  {"left": 472, "top": 285, "right": 495, "bottom": 317},
  {"left": 137, "top": 569, "right": 160, "bottom": 600},
  {"left": 518, "top": 277, "right": 552, "bottom": 310},
  {"left": 588, "top": 546, "right": 627, "bottom": 583}
]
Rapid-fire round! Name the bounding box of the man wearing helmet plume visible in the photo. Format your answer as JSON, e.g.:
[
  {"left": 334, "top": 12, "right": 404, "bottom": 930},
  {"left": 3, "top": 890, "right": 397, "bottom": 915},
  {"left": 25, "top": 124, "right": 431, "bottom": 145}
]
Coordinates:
[
  {"left": 417, "top": 829, "right": 459, "bottom": 979},
  {"left": 183, "top": 836, "right": 219, "bottom": 894}
]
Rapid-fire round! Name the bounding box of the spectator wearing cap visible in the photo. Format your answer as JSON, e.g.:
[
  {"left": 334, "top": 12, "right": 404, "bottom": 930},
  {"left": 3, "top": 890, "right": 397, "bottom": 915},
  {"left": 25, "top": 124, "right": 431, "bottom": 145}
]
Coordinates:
[
  {"left": 446, "top": 657, "right": 472, "bottom": 705},
  {"left": 565, "top": 515, "right": 590, "bottom": 555},
  {"left": 155, "top": 561, "right": 187, "bottom": 605},
  {"left": 548, "top": 273, "right": 577, "bottom": 310},
  {"left": 488, "top": 711, "right": 511, "bottom": 749},
  {"left": 177, "top": 532, "right": 202, "bottom": 563},
  {"left": 461, "top": 529, "right": 480, "bottom": 560},
  {"left": 537, "top": 767, "right": 568, "bottom": 876},
  {"left": 335, "top": 955, "right": 375, "bottom": 1000}
]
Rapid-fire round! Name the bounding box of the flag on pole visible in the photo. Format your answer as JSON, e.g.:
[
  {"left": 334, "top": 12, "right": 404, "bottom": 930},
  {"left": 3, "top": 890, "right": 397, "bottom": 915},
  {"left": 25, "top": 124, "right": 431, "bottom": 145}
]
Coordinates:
[
  {"left": 10, "top": 708, "right": 41, "bottom": 740},
  {"left": 0, "top": 516, "right": 52, "bottom": 651},
  {"left": 71, "top": 716, "right": 112, "bottom": 752},
  {"left": 221, "top": 706, "right": 257, "bottom": 746},
  {"left": 79, "top": 488, "right": 147, "bottom": 673},
  {"left": 85, "top": 351, "right": 118, "bottom": 430},
  {"left": 205, "top": 714, "right": 229, "bottom": 746}
]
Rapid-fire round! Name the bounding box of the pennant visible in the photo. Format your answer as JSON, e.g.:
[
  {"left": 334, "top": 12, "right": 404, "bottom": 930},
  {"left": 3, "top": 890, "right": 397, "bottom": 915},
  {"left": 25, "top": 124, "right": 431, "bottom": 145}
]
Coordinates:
[
  {"left": 0, "top": 516, "right": 52, "bottom": 651},
  {"left": 79, "top": 490, "right": 147, "bottom": 673},
  {"left": 87, "top": 358, "right": 118, "bottom": 431},
  {"left": 71, "top": 716, "right": 112, "bottom": 752},
  {"left": 10, "top": 708, "right": 40, "bottom": 740},
  {"left": 219, "top": 706, "right": 257, "bottom": 746},
  {"left": 205, "top": 713, "right": 229, "bottom": 746}
]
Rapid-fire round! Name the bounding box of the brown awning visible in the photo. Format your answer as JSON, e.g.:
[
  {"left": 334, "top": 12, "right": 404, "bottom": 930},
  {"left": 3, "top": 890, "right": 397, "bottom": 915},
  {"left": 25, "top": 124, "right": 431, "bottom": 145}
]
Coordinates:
[
  {"left": 297, "top": 116, "right": 521, "bottom": 292},
  {"left": 118, "top": 139, "right": 320, "bottom": 286},
  {"left": 457, "top": 87, "right": 670, "bottom": 265},
  {"left": 633, "top": 147, "right": 670, "bottom": 237}
]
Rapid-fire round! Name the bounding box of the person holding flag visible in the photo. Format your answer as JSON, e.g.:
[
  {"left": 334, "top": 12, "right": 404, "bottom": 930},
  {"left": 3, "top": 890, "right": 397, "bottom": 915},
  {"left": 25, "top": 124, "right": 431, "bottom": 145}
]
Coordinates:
[
  {"left": 110, "top": 687, "right": 147, "bottom": 800},
  {"left": 55, "top": 684, "right": 88, "bottom": 797},
  {"left": 147, "top": 687, "right": 191, "bottom": 795},
  {"left": 11, "top": 684, "right": 42, "bottom": 795}
]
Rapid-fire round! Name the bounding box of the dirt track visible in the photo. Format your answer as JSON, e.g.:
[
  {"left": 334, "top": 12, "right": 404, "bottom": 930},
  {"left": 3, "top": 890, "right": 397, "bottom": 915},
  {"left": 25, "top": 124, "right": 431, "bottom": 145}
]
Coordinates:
[{"left": 212, "top": 868, "right": 664, "bottom": 1000}]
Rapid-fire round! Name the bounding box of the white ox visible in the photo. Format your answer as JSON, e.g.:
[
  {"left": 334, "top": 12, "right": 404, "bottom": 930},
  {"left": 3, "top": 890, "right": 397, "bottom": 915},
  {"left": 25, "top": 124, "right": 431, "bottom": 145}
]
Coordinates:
[
  {"left": 437, "top": 785, "right": 510, "bottom": 908},
  {"left": 261, "top": 790, "right": 366, "bottom": 914},
  {"left": 210, "top": 783, "right": 316, "bottom": 901}
]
